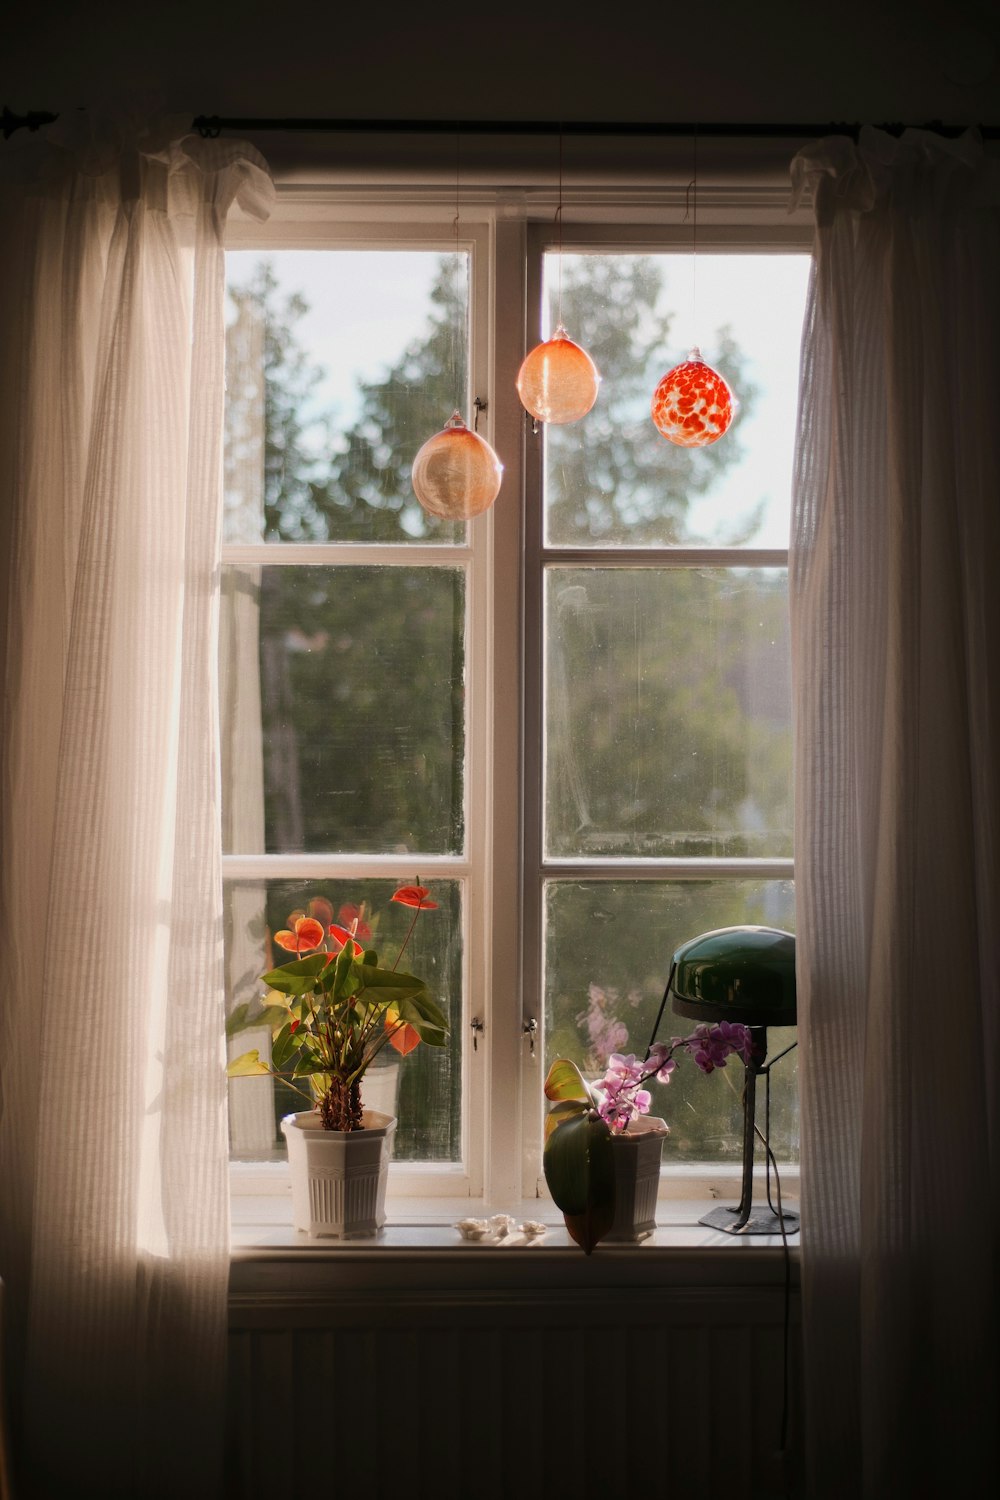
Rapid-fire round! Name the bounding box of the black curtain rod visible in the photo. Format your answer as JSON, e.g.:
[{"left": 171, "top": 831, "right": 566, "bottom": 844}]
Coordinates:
[{"left": 4, "top": 107, "right": 998, "bottom": 142}]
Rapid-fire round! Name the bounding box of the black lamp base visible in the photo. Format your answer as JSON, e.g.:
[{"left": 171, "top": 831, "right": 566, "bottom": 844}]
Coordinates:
[{"left": 699, "top": 1204, "right": 799, "bottom": 1236}]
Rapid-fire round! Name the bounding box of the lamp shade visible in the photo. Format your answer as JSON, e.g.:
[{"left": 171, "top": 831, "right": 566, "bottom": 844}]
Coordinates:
[
  {"left": 670, "top": 926, "right": 796, "bottom": 1026},
  {"left": 411, "top": 411, "right": 503, "bottom": 519}
]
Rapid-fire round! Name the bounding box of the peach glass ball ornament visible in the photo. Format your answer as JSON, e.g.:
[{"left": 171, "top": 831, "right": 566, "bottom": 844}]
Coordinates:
[
  {"left": 411, "top": 411, "right": 503, "bottom": 520},
  {"left": 516, "top": 325, "right": 601, "bottom": 425},
  {"left": 650, "top": 347, "right": 736, "bottom": 448}
]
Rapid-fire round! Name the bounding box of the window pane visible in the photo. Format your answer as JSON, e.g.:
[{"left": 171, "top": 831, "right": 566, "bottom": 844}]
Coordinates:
[
  {"left": 226, "top": 878, "right": 463, "bottom": 1163},
  {"left": 544, "top": 568, "right": 791, "bottom": 858},
  {"left": 224, "top": 249, "right": 470, "bottom": 544},
  {"left": 542, "top": 253, "right": 810, "bottom": 548},
  {"left": 221, "top": 565, "right": 465, "bottom": 855},
  {"left": 544, "top": 880, "right": 797, "bottom": 1162}
]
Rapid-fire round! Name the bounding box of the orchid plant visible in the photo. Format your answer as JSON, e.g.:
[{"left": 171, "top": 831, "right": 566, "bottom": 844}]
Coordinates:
[
  {"left": 227, "top": 885, "right": 448, "bottom": 1132},
  {"left": 543, "top": 1021, "right": 754, "bottom": 1252}
]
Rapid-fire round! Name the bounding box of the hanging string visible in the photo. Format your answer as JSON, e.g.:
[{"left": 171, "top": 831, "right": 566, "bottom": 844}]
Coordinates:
[
  {"left": 682, "top": 125, "right": 699, "bottom": 346},
  {"left": 555, "top": 123, "right": 564, "bottom": 333},
  {"left": 453, "top": 126, "right": 461, "bottom": 405}
]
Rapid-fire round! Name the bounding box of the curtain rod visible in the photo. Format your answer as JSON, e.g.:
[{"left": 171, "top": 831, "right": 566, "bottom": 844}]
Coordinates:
[{"left": 4, "top": 108, "right": 998, "bottom": 142}]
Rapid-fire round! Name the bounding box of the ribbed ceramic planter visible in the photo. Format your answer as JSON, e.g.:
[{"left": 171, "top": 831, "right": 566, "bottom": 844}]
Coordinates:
[
  {"left": 604, "top": 1116, "right": 669, "bottom": 1242},
  {"left": 282, "top": 1109, "right": 397, "bottom": 1239}
]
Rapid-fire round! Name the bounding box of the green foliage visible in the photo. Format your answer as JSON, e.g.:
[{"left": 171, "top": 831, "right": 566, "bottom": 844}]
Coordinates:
[
  {"left": 542, "top": 1109, "right": 616, "bottom": 1255},
  {"left": 226, "top": 892, "right": 447, "bottom": 1127}
]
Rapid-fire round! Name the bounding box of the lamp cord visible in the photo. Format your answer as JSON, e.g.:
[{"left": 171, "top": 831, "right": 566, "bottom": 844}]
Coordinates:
[
  {"left": 643, "top": 962, "right": 676, "bottom": 1058},
  {"left": 764, "top": 1067, "right": 792, "bottom": 1457}
]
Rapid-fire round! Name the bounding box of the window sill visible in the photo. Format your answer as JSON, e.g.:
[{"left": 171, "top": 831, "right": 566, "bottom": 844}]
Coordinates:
[{"left": 230, "top": 1192, "right": 800, "bottom": 1298}]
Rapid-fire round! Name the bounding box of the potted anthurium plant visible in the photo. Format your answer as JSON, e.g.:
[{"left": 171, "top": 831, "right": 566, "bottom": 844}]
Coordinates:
[
  {"left": 543, "top": 1021, "right": 753, "bottom": 1253},
  {"left": 227, "top": 884, "right": 448, "bottom": 1238}
]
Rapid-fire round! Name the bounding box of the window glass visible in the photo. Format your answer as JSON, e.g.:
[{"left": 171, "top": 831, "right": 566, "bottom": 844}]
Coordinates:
[
  {"left": 544, "top": 568, "right": 791, "bottom": 858},
  {"left": 543, "top": 879, "right": 797, "bottom": 1162},
  {"left": 224, "top": 249, "right": 470, "bottom": 544},
  {"left": 542, "top": 253, "right": 811, "bottom": 548},
  {"left": 220, "top": 564, "right": 466, "bottom": 855},
  {"left": 225, "top": 878, "right": 463, "bottom": 1163}
]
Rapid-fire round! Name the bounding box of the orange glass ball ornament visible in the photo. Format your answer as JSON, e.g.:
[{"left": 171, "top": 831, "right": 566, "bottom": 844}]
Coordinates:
[
  {"left": 651, "top": 347, "right": 736, "bottom": 448},
  {"left": 411, "top": 411, "right": 503, "bottom": 520},
  {"left": 516, "top": 325, "right": 601, "bottom": 425}
]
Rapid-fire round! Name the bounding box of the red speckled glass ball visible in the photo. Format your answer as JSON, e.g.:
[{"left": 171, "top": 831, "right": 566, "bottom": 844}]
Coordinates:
[
  {"left": 411, "top": 411, "right": 503, "bottom": 519},
  {"left": 651, "top": 347, "right": 735, "bottom": 448},
  {"left": 516, "top": 326, "right": 601, "bottom": 424}
]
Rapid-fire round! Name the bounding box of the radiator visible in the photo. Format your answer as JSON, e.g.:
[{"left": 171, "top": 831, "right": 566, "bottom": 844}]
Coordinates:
[{"left": 227, "top": 1263, "right": 800, "bottom": 1500}]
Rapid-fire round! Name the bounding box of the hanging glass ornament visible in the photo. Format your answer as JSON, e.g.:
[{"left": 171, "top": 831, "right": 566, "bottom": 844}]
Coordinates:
[
  {"left": 651, "top": 347, "right": 736, "bottom": 448},
  {"left": 411, "top": 410, "right": 503, "bottom": 520},
  {"left": 516, "top": 325, "right": 601, "bottom": 425}
]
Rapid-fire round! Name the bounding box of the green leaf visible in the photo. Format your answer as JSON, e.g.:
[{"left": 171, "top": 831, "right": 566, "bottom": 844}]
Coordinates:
[
  {"left": 333, "top": 944, "right": 357, "bottom": 997},
  {"left": 391, "top": 990, "right": 449, "bottom": 1043},
  {"left": 544, "top": 1098, "right": 589, "bottom": 1142},
  {"left": 543, "top": 1111, "right": 616, "bottom": 1255},
  {"left": 226, "top": 1049, "right": 270, "bottom": 1078},
  {"left": 262, "top": 954, "right": 329, "bottom": 995},
  {"left": 271, "top": 1022, "right": 300, "bottom": 1070},
  {"left": 363, "top": 949, "right": 379, "bottom": 966},
  {"left": 543, "top": 1057, "right": 594, "bottom": 1105}
]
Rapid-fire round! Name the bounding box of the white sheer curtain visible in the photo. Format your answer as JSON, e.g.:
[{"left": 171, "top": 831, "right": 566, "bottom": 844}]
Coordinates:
[
  {"left": 0, "top": 116, "right": 272, "bottom": 1497},
  {"left": 790, "top": 128, "right": 1000, "bottom": 1497}
]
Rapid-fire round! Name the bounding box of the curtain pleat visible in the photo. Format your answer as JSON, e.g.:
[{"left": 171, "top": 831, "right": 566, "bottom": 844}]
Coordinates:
[
  {"left": 790, "top": 128, "right": 1000, "bottom": 1497},
  {"left": 0, "top": 119, "right": 272, "bottom": 1498}
]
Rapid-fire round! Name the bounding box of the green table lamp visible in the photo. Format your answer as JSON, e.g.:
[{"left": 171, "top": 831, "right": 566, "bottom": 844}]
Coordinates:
[{"left": 656, "top": 925, "right": 799, "bottom": 1236}]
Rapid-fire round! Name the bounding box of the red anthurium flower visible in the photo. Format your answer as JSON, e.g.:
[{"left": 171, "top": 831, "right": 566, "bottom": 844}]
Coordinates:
[
  {"left": 391, "top": 885, "right": 439, "bottom": 910},
  {"left": 289, "top": 1018, "right": 301, "bottom": 1034},
  {"left": 327, "top": 923, "right": 365, "bottom": 958},
  {"left": 385, "top": 1005, "right": 421, "bottom": 1056},
  {"left": 338, "top": 903, "right": 373, "bottom": 941},
  {"left": 274, "top": 916, "right": 326, "bottom": 954},
  {"left": 307, "top": 896, "right": 335, "bottom": 928}
]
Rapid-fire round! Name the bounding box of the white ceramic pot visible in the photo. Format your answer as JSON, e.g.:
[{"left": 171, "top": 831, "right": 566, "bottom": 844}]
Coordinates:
[
  {"left": 604, "top": 1116, "right": 669, "bottom": 1242},
  {"left": 282, "top": 1109, "right": 397, "bottom": 1239}
]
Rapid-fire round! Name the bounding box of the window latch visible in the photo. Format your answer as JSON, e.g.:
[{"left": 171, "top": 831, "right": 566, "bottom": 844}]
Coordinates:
[
  {"left": 470, "top": 1016, "right": 484, "bottom": 1052},
  {"left": 522, "top": 1017, "right": 538, "bottom": 1057}
]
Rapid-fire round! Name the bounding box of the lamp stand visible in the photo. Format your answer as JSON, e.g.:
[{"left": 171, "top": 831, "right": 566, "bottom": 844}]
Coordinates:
[{"left": 698, "top": 1027, "right": 799, "bottom": 1236}]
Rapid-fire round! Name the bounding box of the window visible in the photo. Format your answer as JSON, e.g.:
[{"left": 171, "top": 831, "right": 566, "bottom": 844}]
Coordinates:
[{"left": 222, "top": 192, "right": 811, "bottom": 1202}]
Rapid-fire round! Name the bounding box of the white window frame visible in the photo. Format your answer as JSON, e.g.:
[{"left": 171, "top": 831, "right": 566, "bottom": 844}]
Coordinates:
[{"left": 224, "top": 185, "right": 812, "bottom": 1208}]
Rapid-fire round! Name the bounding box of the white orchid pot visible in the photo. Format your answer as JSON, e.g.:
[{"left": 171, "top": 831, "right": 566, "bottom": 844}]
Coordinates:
[
  {"left": 605, "top": 1116, "right": 669, "bottom": 1242},
  {"left": 282, "top": 1109, "right": 397, "bottom": 1239}
]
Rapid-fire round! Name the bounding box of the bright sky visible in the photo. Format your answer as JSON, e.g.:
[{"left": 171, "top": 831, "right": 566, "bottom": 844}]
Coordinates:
[{"left": 226, "top": 248, "right": 812, "bottom": 548}]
